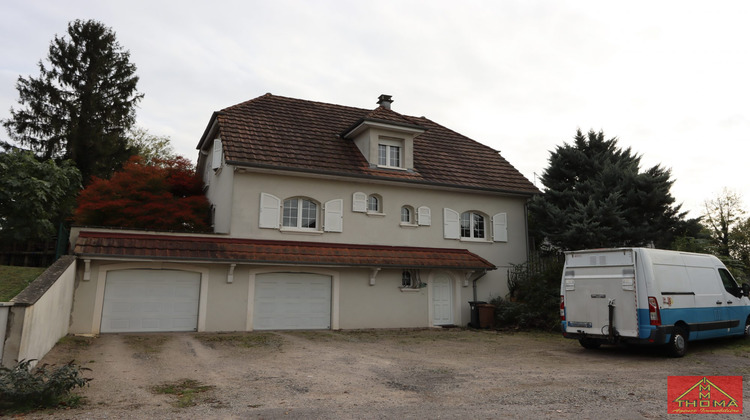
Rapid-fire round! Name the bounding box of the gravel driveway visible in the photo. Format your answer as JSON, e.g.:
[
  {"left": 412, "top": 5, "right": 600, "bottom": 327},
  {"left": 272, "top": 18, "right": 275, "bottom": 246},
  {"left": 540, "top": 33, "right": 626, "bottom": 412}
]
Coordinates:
[{"left": 23, "top": 329, "right": 750, "bottom": 419}]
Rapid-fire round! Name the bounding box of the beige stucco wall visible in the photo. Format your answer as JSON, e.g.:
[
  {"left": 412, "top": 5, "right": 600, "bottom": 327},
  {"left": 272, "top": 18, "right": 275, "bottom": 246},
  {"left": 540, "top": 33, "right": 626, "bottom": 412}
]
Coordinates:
[
  {"left": 69, "top": 258, "right": 483, "bottom": 333},
  {"left": 11, "top": 260, "right": 76, "bottom": 367},
  {"left": 203, "top": 155, "right": 234, "bottom": 234},
  {"left": 338, "top": 268, "right": 428, "bottom": 329},
  {"left": 219, "top": 170, "right": 527, "bottom": 303}
]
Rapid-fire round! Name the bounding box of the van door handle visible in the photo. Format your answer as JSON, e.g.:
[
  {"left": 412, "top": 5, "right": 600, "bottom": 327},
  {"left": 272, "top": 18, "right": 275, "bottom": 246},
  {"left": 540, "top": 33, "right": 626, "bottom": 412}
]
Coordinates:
[
  {"left": 727, "top": 301, "right": 733, "bottom": 304},
  {"left": 716, "top": 301, "right": 723, "bottom": 305}
]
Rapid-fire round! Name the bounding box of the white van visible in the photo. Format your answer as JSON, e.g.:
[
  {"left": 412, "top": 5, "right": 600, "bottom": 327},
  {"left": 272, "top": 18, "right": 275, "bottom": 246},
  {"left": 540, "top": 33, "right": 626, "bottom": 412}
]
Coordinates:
[{"left": 560, "top": 248, "right": 750, "bottom": 357}]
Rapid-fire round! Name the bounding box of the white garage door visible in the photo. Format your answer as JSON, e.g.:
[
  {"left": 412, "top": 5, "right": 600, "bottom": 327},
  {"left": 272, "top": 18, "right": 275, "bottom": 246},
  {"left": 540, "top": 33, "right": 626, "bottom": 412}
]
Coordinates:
[
  {"left": 254, "top": 273, "right": 331, "bottom": 330},
  {"left": 101, "top": 269, "right": 201, "bottom": 333}
]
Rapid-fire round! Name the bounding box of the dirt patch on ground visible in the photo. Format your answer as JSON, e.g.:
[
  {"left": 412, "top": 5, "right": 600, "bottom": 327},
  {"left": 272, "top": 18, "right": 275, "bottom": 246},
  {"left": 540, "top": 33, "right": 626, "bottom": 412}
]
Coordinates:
[{"left": 17, "top": 329, "right": 750, "bottom": 419}]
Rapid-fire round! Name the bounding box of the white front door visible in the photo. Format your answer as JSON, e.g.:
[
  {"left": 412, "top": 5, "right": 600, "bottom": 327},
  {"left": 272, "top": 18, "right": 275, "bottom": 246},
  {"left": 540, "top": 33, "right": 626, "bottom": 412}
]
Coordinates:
[{"left": 432, "top": 274, "right": 453, "bottom": 326}]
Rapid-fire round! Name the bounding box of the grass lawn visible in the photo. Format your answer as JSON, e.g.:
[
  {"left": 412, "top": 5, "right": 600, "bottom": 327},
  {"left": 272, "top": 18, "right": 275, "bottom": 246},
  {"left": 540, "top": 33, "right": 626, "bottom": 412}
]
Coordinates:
[{"left": 0, "top": 265, "right": 46, "bottom": 301}]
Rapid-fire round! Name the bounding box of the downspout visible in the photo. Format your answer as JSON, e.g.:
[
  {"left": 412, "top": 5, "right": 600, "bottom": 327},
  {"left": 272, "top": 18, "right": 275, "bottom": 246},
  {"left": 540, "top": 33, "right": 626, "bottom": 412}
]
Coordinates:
[
  {"left": 471, "top": 270, "right": 488, "bottom": 302},
  {"left": 524, "top": 200, "right": 530, "bottom": 261}
]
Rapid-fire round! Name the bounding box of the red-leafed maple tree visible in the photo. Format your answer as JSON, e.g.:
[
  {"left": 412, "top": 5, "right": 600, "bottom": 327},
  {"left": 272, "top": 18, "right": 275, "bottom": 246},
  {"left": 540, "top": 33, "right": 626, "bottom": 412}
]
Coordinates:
[{"left": 74, "top": 156, "right": 211, "bottom": 232}]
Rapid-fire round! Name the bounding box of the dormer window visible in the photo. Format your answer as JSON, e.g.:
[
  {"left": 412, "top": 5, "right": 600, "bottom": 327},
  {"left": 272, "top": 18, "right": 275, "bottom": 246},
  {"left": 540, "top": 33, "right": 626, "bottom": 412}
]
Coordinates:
[
  {"left": 343, "top": 98, "right": 424, "bottom": 172},
  {"left": 378, "top": 140, "right": 402, "bottom": 168}
]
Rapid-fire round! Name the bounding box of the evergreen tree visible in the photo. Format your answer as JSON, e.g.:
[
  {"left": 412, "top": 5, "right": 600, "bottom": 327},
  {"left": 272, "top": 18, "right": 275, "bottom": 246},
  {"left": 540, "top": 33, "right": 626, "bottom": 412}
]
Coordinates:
[
  {"left": 529, "top": 129, "right": 693, "bottom": 251},
  {"left": 2, "top": 19, "right": 143, "bottom": 183}
]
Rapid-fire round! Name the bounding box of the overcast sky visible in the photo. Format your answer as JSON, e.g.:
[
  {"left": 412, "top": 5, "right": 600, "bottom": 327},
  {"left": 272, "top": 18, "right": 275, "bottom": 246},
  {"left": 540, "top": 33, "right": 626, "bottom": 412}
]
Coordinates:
[{"left": 1, "top": 1, "right": 748, "bottom": 217}]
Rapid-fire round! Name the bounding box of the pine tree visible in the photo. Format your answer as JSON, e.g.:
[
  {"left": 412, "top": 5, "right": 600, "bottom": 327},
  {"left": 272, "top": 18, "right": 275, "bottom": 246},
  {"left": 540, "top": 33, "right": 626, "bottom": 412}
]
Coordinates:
[
  {"left": 529, "top": 129, "right": 693, "bottom": 251},
  {"left": 2, "top": 19, "right": 143, "bottom": 183}
]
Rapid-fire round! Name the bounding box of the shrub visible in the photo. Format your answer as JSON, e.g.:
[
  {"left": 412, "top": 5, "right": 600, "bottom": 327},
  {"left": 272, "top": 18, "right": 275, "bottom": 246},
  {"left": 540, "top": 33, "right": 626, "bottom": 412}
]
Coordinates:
[
  {"left": 491, "top": 256, "right": 564, "bottom": 331},
  {"left": 0, "top": 359, "right": 90, "bottom": 412}
]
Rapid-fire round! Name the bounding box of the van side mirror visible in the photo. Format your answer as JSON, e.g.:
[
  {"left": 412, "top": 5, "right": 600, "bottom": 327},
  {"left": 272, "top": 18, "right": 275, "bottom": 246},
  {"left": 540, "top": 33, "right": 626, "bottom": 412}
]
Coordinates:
[{"left": 742, "top": 283, "right": 750, "bottom": 297}]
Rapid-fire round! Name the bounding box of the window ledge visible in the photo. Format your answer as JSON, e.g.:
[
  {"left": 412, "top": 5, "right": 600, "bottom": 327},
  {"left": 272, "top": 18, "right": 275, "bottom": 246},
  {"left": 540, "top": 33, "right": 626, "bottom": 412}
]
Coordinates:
[
  {"left": 459, "top": 237, "right": 491, "bottom": 243},
  {"left": 399, "top": 222, "right": 418, "bottom": 228},
  {"left": 376, "top": 165, "right": 408, "bottom": 171},
  {"left": 399, "top": 287, "right": 422, "bottom": 293},
  {"left": 280, "top": 228, "right": 324, "bottom": 235},
  {"left": 366, "top": 211, "right": 386, "bottom": 217}
]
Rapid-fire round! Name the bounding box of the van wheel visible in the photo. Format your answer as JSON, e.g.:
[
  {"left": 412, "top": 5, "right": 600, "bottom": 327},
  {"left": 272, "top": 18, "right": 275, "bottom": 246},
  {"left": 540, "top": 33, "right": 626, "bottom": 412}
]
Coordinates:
[
  {"left": 668, "top": 328, "right": 688, "bottom": 358},
  {"left": 579, "top": 338, "right": 601, "bottom": 350},
  {"left": 744, "top": 317, "right": 750, "bottom": 337}
]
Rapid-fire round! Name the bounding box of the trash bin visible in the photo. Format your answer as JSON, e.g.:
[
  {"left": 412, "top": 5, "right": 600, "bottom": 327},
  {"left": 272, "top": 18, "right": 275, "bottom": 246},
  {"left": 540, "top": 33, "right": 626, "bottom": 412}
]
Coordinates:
[
  {"left": 468, "top": 301, "right": 486, "bottom": 328},
  {"left": 477, "top": 303, "right": 496, "bottom": 329}
]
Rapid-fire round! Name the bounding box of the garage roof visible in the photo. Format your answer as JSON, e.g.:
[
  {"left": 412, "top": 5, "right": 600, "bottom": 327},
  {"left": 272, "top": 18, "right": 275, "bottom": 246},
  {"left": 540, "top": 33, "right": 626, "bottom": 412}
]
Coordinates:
[{"left": 74, "top": 231, "right": 496, "bottom": 271}]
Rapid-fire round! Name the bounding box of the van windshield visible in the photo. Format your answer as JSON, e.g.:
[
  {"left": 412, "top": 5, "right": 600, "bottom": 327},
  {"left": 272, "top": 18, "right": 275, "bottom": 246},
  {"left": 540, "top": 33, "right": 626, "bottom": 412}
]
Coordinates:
[{"left": 719, "top": 269, "right": 741, "bottom": 298}]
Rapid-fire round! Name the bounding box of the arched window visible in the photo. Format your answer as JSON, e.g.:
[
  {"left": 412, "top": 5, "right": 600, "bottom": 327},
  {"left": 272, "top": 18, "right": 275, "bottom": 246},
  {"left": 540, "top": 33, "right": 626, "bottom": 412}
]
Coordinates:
[
  {"left": 401, "top": 206, "right": 413, "bottom": 224},
  {"left": 460, "top": 211, "right": 486, "bottom": 239},
  {"left": 283, "top": 197, "right": 318, "bottom": 229},
  {"left": 367, "top": 194, "right": 381, "bottom": 213}
]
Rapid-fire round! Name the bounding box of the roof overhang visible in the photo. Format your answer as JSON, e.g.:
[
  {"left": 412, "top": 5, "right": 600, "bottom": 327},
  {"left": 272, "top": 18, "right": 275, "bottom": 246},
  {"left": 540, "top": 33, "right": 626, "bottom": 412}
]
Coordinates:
[
  {"left": 73, "top": 230, "right": 497, "bottom": 271},
  {"left": 343, "top": 118, "right": 425, "bottom": 139}
]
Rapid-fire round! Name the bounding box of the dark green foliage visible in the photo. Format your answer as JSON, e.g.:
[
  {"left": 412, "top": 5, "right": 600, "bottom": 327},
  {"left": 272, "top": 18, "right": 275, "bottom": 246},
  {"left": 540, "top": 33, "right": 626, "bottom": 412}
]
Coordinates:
[
  {"left": 529, "top": 129, "right": 693, "bottom": 251},
  {"left": 491, "top": 256, "right": 564, "bottom": 331},
  {"left": 0, "top": 359, "right": 90, "bottom": 412},
  {"left": 2, "top": 19, "right": 142, "bottom": 183},
  {"left": 0, "top": 149, "right": 81, "bottom": 242}
]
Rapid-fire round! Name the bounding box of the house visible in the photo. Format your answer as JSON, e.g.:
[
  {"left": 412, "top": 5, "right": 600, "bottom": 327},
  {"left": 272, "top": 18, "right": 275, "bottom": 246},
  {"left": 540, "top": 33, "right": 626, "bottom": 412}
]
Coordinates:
[{"left": 66, "top": 93, "right": 538, "bottom": 334}]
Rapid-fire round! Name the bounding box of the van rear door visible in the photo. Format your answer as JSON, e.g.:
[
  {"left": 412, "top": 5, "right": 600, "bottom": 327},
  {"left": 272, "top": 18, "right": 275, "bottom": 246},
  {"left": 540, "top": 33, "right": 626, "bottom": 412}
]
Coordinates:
[{"left": 563, "top": 249, "right": 639, "bottom": 338}]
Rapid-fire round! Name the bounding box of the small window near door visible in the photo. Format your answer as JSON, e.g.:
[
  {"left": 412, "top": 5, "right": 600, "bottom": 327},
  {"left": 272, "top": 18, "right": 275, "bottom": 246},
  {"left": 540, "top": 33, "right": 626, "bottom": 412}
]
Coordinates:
[
  {"left": 401, "top": 270, "right": 422, "bottom": 290},
  {"left": 402, "top": 270, "right": 413, "bottom": 288}
]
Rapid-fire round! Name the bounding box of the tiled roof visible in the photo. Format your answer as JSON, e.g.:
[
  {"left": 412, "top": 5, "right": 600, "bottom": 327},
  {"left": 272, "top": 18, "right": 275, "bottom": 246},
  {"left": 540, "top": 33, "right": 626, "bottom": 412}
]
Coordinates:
[
  {"left": 74, "top": 231, "right": 496, "bottom": 271},
  {"left": 205, "top": 94, "right": 539, "bottom": 195}
]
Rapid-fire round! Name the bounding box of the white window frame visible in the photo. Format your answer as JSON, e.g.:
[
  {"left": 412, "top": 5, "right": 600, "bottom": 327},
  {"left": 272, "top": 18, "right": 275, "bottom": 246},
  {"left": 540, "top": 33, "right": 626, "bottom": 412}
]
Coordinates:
[
  {"left": 366, "top": 194, "right": 384, "bottom": 216},
  {"left": 282, "top": 197, "right": 319, "bottom": 231},
  {"left": 400, "top": 205, "right": 416, "bottom": 226},
  {"left": 377, "top": 138, "right": 404, "bottom": 169},
  {"left": 367, "top": 195, "right": 380, "bottom": 213},
  {"left": 460, "top": 211, "right": 488, "bottom": 241}
]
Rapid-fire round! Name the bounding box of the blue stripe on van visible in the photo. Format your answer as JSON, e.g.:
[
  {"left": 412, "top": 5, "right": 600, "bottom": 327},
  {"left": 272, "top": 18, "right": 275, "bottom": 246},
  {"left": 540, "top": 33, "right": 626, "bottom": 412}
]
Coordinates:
[{"left": 639, "top": 306, "right": 748, "bottom": 340}]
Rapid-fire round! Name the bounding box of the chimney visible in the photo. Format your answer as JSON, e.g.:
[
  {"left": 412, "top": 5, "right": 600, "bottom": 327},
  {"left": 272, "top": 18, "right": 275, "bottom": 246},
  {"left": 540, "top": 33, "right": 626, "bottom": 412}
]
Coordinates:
[{"left": 377, "top": 94, "right": 393, "bottom": 110}]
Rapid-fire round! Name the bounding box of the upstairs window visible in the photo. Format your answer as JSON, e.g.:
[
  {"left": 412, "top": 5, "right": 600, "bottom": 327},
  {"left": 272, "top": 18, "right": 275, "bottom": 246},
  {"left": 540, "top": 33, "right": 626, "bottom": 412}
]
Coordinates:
[
  {"left": 368, "top": 195, "right": 380, "bottom": 212},
  {"left": 460, "top": 211, "right": 486, "bottom": 239},
  {"left": 283, "top": 198, "right": 318, "bottom": 229},
  {"left": 378, "top": 139, "right": 402, "bottom": 169},
  {"left": 401, "top": 206, "right": 413, "bottom": 224}
]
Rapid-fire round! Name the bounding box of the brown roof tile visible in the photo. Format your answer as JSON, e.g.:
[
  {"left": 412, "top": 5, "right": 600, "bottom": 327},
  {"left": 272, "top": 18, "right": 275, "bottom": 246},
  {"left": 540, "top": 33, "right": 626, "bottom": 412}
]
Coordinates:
[
  {"left": 206, "top": 94, "right": 539, "bottom": 195},
  {"left": 74, "top": 231, "right": 496, "bottom": 271}
]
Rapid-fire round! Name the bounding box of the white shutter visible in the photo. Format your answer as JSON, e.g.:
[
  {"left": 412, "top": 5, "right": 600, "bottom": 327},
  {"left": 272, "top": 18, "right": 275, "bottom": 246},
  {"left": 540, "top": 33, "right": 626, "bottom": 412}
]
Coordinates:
[
  {"left": 212, "top": 138, "right": 222, "bottom": 170},
  {"left": 443, "top": 208, "right": 460, "bottom": 239},
  {"left": 417, "top": 206, "right": 431, "bottom": 226},
  {"left": 493, "top": 212, "right": 508, "bottom": 242},
  {"left": 259, "top": 193, "right": 280, "bottom": 229},
  {"left": 352, "top": 192, "right": 367, "bottom": 213},
  {"left": 324, "top": 199, "right": 343, "bottom": 232}
]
